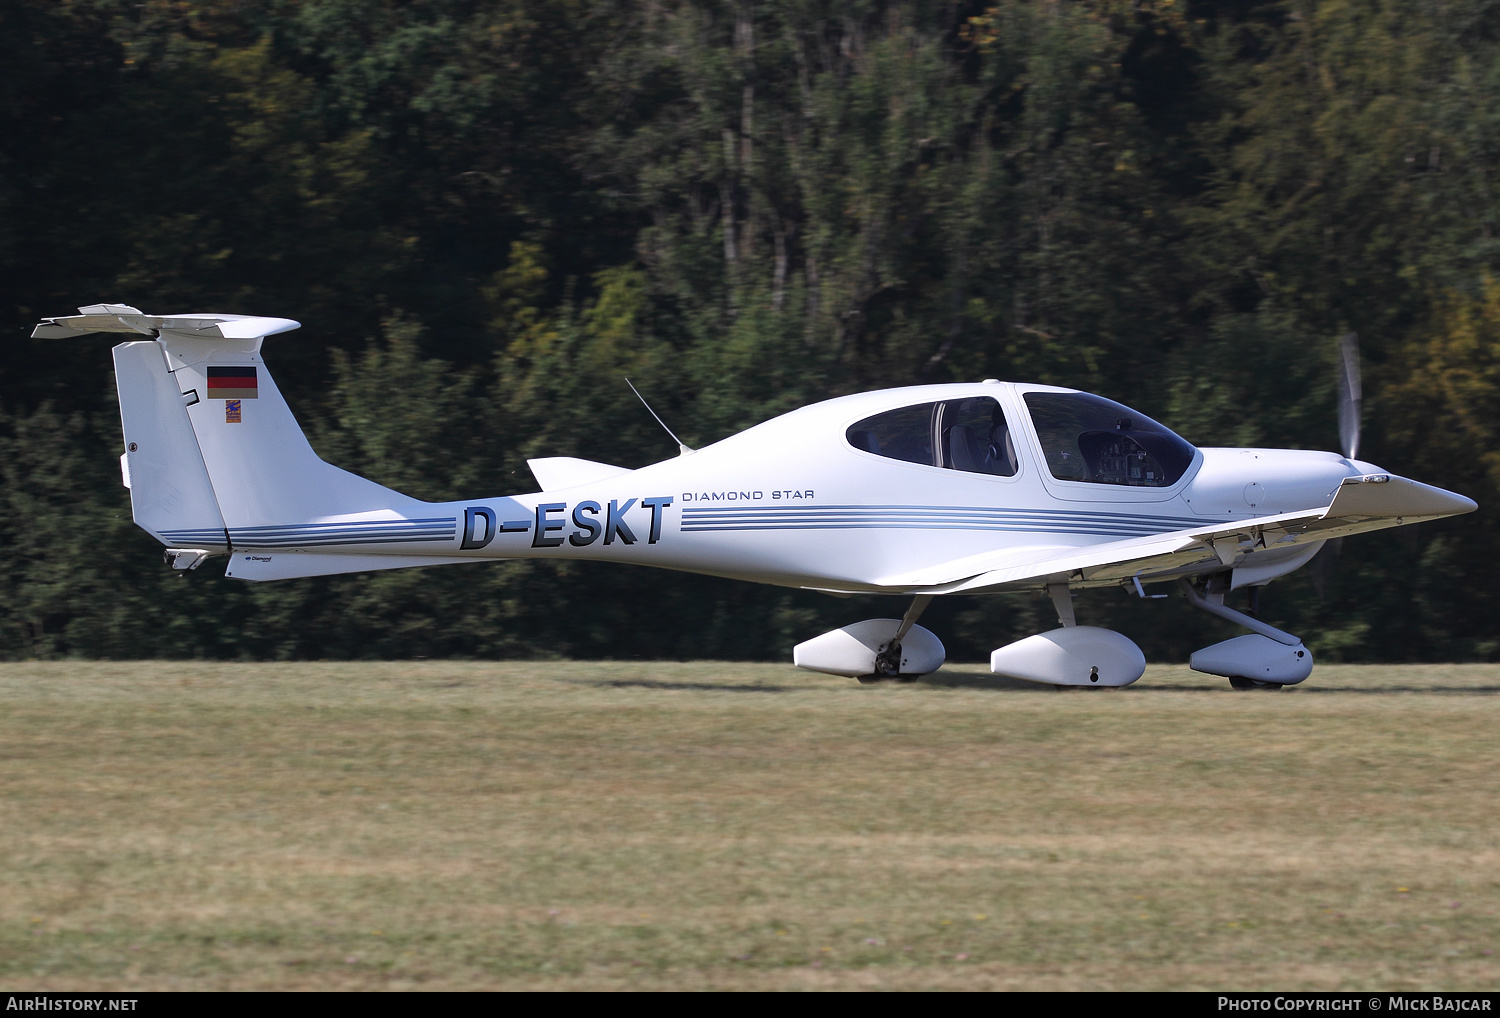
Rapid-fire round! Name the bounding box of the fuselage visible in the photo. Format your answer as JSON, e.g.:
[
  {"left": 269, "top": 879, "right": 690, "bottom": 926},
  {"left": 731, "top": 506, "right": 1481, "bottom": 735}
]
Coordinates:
[{"left": 224, "top": 381, "right": 1372, "bottom": 592}]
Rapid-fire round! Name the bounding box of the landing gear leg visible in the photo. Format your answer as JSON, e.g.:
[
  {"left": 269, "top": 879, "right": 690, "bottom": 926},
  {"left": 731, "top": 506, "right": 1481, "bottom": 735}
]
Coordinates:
[
  {"left": 1180, "top": 579, "right": 1308, "bottom": 690},
  {"left": 1047, "top": 582, "right": 1077, "bottom": 628},
  {"left": 872, "top": 595, "right": 934, "bottom": 682}
]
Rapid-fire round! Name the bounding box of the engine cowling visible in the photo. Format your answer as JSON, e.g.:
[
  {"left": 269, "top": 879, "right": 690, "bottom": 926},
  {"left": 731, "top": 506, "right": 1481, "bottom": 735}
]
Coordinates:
[
  {"left": 990, "top": 627, "right": 1146, "bottom": 687},
  {"left": 793, "top": 620, "right": 945, "bottom": 678}
]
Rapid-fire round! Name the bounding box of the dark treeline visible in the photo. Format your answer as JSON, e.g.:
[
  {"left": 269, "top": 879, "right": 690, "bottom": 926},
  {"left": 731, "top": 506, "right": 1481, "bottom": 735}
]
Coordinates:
[{"left": 1, "top": 0, "right": 1496, "bottom": 662}]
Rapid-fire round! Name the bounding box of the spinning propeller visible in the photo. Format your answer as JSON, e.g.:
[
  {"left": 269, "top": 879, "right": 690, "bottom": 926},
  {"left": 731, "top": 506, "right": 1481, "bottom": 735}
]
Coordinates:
[
  {"left": 1336, "top": 331, "right": 1362, "bottom": 462},
  {"left": 1311, "top": 332, "right": 1362, "bottom": 599}
]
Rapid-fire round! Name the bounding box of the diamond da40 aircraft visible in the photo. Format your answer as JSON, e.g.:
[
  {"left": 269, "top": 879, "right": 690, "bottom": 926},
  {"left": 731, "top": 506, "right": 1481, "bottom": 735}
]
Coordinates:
[{"left": 36, "top": 305, "right": 1477, "bottom": 689}]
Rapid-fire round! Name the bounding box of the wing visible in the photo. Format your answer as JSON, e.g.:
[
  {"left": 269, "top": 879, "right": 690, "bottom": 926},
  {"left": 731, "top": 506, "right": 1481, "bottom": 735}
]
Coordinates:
[{"left": 876, "top": 473, "right": 1476, "bottom": 595}]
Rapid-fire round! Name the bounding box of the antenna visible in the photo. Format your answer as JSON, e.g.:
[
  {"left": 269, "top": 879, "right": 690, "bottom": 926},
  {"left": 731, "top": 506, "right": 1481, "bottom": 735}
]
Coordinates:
[{"left": 624, "top": 377, "right": 694, "bottom": 456}]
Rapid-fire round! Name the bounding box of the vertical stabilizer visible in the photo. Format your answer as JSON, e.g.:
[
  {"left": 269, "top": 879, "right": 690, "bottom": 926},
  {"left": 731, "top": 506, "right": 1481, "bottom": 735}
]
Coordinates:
[{"left": 156, "top": 330, "right": 431, "bottom": 531}]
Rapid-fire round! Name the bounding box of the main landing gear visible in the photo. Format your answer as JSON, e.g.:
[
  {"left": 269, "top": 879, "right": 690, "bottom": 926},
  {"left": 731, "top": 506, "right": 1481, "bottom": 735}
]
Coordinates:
[
  {"left": 986, "top": 582, "right": 1148, "bottom": 687},
  {"left": 868, "top": 594, "right": 934, "bottom": 682},
  {"left": 791, "top": 594, "right": 945, "bottom": 681}
]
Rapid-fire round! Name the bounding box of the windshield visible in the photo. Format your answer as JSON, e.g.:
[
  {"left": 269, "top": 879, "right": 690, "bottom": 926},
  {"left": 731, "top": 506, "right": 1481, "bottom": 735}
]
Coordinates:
[{"left": 1023, "top": 392, "right": 1195, "bottom": 487}]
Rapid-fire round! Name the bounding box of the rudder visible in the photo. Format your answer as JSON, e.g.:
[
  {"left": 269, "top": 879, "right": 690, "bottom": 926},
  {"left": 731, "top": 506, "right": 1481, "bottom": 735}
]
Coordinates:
[{"left": 114, "top": 340, "right": 228, "bottom": 554}]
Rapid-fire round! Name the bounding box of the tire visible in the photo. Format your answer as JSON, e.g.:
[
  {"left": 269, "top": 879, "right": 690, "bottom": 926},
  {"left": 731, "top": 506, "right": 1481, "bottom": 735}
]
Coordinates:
[{"left": 1229, "top": 677, "right": 1284, "bottom": 691}]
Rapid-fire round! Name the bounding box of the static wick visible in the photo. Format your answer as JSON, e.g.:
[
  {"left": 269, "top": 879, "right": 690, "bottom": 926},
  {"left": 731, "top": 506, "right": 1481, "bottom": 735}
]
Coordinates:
[{"left": 624, "top": 377, "right": 694, "bottom": 456}]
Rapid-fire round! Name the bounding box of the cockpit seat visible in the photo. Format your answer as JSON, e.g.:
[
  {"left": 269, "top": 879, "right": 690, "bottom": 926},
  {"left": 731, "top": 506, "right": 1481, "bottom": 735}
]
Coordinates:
[
  {"left": 945, "top": 425, "right": 985, "bottom": 472},
  {"left": 848, "top": 429, "right": 880, "bottom": 455},
  {"left": 987, "top": 424, "right": 1019, "bottom": 476}
]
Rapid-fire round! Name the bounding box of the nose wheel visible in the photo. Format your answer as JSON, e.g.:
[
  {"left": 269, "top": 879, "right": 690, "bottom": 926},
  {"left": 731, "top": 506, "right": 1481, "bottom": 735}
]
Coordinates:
[{"left": 1181, "top": 580, "right": 1312, "bottom": 689}]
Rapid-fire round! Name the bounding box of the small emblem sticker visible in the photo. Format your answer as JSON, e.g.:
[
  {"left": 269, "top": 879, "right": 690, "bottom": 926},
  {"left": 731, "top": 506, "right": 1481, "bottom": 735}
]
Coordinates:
[{"left": 225, "top": 399, "right": 242, "bottom": 423}]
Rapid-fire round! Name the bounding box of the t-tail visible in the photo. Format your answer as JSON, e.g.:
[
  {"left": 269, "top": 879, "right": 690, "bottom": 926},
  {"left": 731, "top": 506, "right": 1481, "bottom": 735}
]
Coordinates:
[{"left": 35, "top": 305, "right": 478, "bottom": 580}]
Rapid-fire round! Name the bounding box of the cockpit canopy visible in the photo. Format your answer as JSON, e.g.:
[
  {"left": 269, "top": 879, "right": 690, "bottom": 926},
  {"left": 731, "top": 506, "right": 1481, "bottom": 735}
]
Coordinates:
[
  {"left": 1023, "top": 391, "right": 1195, "bottom": 487},
  {"left": 844, "top": 389, "right": 1196, "bottom": 488}
]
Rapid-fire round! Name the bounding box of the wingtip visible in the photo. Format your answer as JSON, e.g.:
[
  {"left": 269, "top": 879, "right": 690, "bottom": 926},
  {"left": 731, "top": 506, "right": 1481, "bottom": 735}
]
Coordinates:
[{"left": 1329, "top": 474, "right": 1478, "bottom": 520}]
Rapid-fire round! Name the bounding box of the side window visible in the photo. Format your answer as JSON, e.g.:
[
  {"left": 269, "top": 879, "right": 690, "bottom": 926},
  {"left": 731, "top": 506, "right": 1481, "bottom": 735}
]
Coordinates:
[
  {"left": 845, "top": 403, "right": 936, "bottom": 465},
  {"left": 1023, "top": 391, "right": 1196, "bottom": 486},
  {"left": 937, "top": 397, "right": 1017, "bottom": 477},
  {"left": 846, "top": 396, "right": 1017, "bottom": 476}
]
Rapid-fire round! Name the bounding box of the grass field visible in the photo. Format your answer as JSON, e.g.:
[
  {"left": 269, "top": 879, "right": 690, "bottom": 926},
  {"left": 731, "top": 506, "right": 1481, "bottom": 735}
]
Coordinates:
[{"left": 1, "top": 660, "right": 1496, "bottom": 991}]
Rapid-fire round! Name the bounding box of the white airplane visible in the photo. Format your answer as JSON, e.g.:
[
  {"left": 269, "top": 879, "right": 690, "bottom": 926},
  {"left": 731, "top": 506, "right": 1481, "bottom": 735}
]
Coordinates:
[{"left": 36, "top": 305, "right": 1477, "bottom": 689}]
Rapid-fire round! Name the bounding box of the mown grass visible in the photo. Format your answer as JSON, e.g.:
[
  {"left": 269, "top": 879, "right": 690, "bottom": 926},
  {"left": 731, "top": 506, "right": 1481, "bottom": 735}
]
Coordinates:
[{"left": 0, "top": 660, "right": 1496, "bottom": 990}]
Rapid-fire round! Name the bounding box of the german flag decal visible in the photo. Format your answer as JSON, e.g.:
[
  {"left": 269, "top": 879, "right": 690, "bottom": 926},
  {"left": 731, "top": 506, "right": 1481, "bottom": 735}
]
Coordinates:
[{"left": 207, "top": 366, "right": 258, "bottom": 399}]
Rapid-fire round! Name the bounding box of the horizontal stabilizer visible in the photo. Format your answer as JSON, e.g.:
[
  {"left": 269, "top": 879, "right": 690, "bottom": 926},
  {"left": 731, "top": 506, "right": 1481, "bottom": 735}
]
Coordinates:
[
  {"left": 527, "top": 456, "right": 632, "bottom": 491},
  {"left": 33, "top": 308, "right": 299, "bottom": 341}
]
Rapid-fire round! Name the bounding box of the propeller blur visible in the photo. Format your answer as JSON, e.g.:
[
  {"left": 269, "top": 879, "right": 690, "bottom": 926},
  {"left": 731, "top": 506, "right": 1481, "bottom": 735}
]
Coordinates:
[{"left": 36, "top": 306, "right": 1477, "bottom": 690}]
